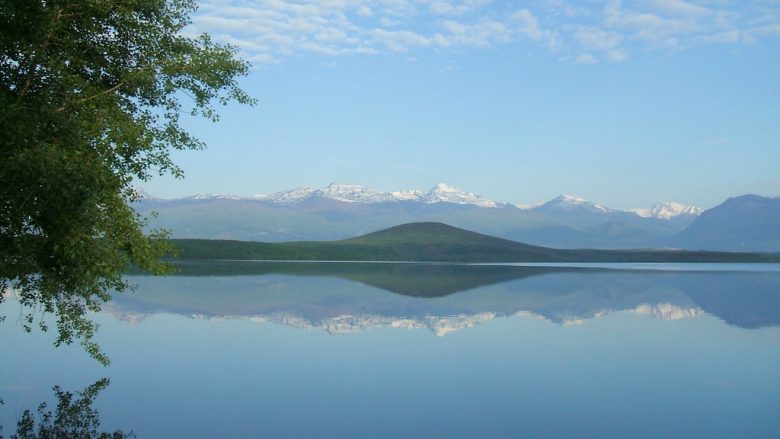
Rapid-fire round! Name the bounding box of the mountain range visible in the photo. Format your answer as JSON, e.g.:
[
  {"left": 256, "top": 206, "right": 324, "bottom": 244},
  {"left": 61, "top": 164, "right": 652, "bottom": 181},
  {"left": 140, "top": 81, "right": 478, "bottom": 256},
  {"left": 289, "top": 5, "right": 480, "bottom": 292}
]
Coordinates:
[{"left": 136, "top": 183, "right": 780, "bottom": 251}]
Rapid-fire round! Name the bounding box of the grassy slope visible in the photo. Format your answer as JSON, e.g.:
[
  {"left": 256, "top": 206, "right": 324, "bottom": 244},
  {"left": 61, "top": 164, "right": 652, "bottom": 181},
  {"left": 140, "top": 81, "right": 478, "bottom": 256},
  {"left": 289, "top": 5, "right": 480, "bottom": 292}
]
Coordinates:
[{"left": 170, "top": 222, "right": 780, "bottom": 263}]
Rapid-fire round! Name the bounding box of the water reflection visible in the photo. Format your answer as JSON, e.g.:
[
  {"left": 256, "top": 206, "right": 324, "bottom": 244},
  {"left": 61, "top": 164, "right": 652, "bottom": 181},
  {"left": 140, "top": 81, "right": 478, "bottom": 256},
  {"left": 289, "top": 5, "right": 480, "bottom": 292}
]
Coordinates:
[
  {"left": 2, "top": 379, "right": 133, "bottom": 439},
  {"left": 3, "top": 262, "right": 779, "bottom": 439},
  {"left": 113, "top": 262, "right": 780, "bottom": 334}
]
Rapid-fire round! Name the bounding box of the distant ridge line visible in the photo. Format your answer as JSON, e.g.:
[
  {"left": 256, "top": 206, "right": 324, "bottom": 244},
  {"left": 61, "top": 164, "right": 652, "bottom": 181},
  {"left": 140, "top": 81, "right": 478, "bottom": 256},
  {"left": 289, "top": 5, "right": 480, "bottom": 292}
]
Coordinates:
[
  {"left": 169, "top": 221, "right": 780, "bottom": 264},
  {"left": 137, "top": 182, "right": 704, "bottom": 219}
]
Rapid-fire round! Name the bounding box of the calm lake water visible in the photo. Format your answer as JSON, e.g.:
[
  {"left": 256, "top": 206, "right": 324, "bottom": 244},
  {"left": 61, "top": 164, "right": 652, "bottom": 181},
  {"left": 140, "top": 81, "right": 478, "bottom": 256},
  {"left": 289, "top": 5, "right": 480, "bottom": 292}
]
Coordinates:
[{"left": 2, "top": 262, "right": 780, "bottom": 438}]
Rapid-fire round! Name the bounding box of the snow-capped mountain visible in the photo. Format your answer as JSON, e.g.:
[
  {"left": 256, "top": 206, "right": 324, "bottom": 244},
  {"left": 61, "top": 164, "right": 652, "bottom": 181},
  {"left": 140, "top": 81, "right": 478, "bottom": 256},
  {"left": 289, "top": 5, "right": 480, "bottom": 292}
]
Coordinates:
[
  {"left": 631, "top": 202, "right": 702, "bottom": 220},
  {"left": 142, "top": 184, "right": 701, "bottom": 219},
  {"left": 261, "top": 183, "right": 414, "bottom": 204},
  {"left": 390, "top": 189, "right": 424, "bottom": 201},
  {"left": 255, "top": 182, "right": 497, "bottom": 207},
  {"left": 261, "top": 186, "right": 318, "bottom": 204},
  {"left": 318, "top": 183, "right": 400, "bottom": 203},
  {"left": 133, "top": 182, "right": 778, "bottom": 251},
  {"left": 516, "top": 201, "right": 545, "bottom": 210},
  {"left": 536, "top": 195, "right": 612, "bottom": 214},
  {"left": 155, "top": 184, "right": 693, "bottom": 217},
  {"left": 419, "top": 183, "right": 497, "bottom": 207},
  {"left": 185, "top": 193, "right": 247, "bottom": 201}
]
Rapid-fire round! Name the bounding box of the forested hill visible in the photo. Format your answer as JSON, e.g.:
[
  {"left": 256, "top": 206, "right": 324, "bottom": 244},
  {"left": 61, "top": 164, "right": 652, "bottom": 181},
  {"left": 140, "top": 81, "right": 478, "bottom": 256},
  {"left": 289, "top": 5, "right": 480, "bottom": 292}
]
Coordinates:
[{"left": 169, "top": 222, "right": 780, "bottom": 263}]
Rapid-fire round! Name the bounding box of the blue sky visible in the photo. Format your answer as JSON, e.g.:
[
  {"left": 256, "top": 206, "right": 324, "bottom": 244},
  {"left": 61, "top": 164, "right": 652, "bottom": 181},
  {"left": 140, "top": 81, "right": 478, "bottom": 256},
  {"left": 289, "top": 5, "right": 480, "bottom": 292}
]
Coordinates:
[{"left": 142, "top": 0, "right": 780, "bottom": 209}]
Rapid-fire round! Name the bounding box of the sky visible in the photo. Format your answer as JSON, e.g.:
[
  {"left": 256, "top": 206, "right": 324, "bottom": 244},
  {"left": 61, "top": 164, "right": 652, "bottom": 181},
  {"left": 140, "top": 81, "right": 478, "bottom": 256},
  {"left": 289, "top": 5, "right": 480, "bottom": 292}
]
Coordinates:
[{"left": 141, "top": 0, "right": 780, "bottom": 210}]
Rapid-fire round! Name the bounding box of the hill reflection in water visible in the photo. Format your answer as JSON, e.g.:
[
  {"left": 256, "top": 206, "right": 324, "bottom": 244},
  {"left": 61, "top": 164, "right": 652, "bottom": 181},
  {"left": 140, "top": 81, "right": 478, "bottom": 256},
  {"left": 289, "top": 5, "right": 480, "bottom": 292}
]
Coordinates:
[{"left": 113, "top": 262, "right": 780, "bottom": 333}]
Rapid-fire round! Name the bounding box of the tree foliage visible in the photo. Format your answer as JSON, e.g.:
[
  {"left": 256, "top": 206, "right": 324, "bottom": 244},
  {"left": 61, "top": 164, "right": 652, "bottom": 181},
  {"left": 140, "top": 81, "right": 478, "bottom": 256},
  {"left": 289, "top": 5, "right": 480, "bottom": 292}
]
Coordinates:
[{"left": 0, "top": 0, "right": 254, "bottom": 363}]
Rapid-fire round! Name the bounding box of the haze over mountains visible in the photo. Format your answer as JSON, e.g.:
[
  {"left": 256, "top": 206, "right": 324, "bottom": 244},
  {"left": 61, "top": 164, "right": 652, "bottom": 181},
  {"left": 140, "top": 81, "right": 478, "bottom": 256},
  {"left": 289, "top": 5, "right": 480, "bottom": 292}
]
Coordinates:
[{"left": 136, "top": 183, "right": 780, "bottom": 251}]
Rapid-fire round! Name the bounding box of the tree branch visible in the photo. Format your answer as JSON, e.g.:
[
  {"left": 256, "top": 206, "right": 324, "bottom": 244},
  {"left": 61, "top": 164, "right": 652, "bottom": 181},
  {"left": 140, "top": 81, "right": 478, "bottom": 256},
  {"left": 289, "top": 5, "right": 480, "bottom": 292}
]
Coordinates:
[
  {"left": 18, "top": 7, "right": 62, "bottom": 97},
  {"left": 57, "top": 81, "right": 126, "bottom": 112}
]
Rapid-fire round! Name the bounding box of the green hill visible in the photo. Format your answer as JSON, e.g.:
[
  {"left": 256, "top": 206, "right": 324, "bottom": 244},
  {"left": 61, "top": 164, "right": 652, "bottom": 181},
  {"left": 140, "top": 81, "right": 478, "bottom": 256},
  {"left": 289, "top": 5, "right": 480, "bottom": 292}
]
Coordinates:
[
  {"left": 170, "top": 222, "right": 780, "bottom": 263},
  {"left": 343, "top": 222, "right": 537, "bottom": 246},
  {"left": 335, "top": 222, "right": 558, "bottom": 261}
]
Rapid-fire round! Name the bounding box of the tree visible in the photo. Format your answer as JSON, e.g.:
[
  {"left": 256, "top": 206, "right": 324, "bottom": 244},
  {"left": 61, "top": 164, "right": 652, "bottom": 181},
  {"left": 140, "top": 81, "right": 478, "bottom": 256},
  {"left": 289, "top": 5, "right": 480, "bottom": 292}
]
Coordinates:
[{"left": 0, "top": 0, "right": 254, "bottom": 364}]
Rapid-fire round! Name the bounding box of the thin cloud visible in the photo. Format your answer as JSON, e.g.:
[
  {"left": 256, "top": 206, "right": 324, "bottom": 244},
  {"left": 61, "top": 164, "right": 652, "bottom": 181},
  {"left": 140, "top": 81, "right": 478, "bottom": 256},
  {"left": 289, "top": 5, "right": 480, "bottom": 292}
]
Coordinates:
[
  {"left": 190, "top": 0, "right": 780, "bottom": 64},
  {"left": 604, "top": 0, "right": 701, "bottom": 46},
  {"left": 425, "top": 0, "right": 491, "bottom": 17},
  {"left": 647, "top": 0, "right": 712, "bottom": 18},
  {"left": 606, "top": 48, "right": 630, "bottom": 62},
  {"left": 439, "top": 20, "right": 512, "bottom": 47},
  {"left": 574, "top": 52, "right": 598, "bottom": 64},
  {"left": 371, "top": 28, "right": 431, "bottom": 51},
  {"left": 511, "top": 9, "right": 543, "bottom": 40},
  {"left": 574, "top": 26, "right": 622, "bottom": 50}
]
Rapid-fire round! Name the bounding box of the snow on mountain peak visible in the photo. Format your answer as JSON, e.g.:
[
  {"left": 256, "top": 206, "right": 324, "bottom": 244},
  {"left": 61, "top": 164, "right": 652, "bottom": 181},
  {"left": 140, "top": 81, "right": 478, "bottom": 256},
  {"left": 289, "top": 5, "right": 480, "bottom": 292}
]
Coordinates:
[
  {"left": 631, "top": 202, "right": 702, "bottom": 220},
  {"left": 390, "top": 189, "right": 423, "bottom": 201},
  {"left": 138, "top": 184, "right": 703, "bottom": 217},
  {"left": 421, "top": 183, "right": 497, "bottom": 207},
  {"left": 540, "top": 194, "right": 611, "bottom": 213},
  {"left": 433, "top": 182, "right": 458, "bottom": 192},
  {"left": 264, "top": 183, "right": 419, "bottom": 204},
  {"left": 516, "top": 201, "right": 544, "bottom": 210},
  {"left": 262, "top": 183, "right": 497, "bottom": 207},
  {"left": 558, "top": 194, "right": 588, "bottom": 203},
  {"left": 187, "top": 193, "right": 245, "bottom": 200},
  {"left": 319, "top": 182, "right": 395, "bottom": 203},
  {"left": 263, "top": 187, "right": 317, "bottom": 204}
]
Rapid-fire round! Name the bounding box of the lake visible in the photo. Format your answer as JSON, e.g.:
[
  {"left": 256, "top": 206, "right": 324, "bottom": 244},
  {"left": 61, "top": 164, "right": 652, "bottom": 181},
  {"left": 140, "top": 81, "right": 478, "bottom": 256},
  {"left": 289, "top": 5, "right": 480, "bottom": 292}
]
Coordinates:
[{"left": 2, "top": 262, "right": 779, "bottom": 438}]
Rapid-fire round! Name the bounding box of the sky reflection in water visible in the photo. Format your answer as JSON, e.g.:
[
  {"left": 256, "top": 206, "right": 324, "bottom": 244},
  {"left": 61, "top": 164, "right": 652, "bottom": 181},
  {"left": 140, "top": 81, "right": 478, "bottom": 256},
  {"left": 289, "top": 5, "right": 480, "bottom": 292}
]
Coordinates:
[{"left": 2, "top": 263, "right": 779, "bottom": 438}]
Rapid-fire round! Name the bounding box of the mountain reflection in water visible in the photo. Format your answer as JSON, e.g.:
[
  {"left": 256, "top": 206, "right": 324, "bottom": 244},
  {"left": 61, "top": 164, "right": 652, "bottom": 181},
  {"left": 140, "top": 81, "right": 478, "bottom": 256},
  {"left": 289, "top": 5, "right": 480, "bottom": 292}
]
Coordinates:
[
  {"left": 4, "top": 262, "right": 779, "bottom": 439},
  {"left": 112, "top": 262, "right": 780, "bottom": 333}
]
